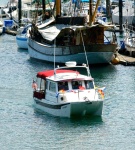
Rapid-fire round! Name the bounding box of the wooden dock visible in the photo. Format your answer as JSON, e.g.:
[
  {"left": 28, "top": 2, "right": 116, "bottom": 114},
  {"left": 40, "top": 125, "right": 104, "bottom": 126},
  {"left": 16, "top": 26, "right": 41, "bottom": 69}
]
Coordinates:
[{"left": 115, "top": 52, "right": 135, "bottom": 66}]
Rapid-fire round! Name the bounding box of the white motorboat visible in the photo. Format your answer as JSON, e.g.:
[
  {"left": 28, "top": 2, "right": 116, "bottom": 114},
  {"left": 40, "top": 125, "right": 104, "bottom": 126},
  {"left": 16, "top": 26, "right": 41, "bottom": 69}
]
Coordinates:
[{"left": 32, "top": 61, "right": 105, "bottom": 118}]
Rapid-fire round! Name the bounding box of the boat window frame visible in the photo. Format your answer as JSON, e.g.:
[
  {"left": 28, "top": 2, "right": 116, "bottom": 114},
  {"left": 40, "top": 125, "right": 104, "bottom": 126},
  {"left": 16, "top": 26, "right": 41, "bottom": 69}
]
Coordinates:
[
  {"left": 84, "top": 80, "right": 94, "bottom": 89},
  {"left": 58, "top": 81, "right": 69, "bottom": 91},
  {"left": 36, "top": 77, "right": 46, "bottom": 92},
  {"left": 48, "top": 80, "right": 57, "bottom": 93}
]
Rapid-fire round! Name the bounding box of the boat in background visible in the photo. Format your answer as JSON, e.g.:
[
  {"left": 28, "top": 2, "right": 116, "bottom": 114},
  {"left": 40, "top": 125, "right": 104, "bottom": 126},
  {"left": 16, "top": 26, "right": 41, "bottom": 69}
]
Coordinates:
[
  {"left": 0, "top": 8, "right": 4, "bottom": 35},
  {"left": 112, "top": 0, "right": 134, "bottom": 25},
  {"left": 16, "top": 24, "right": 31, "bottom": 49},
  {"left": 123, "top": 23, "right": 135, "bottom": 57},
  {"left": 28, "top": 0, "right": 117, "bottom": 65},
  {"left": 28, "top": 21, "right": 117, "bottom": 64},
  {"left": 32, "top": 61, "right": 105, "bottom": 118},
  {"left": 0, "top": 20, "right": 3, "bottom": 35},
  {"left": 3, "top": 0, "right": 53, "bottom": 25}
]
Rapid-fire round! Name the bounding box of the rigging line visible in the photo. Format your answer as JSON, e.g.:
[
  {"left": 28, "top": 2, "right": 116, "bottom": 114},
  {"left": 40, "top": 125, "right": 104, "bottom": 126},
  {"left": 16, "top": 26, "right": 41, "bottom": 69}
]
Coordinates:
[
  {"left": 54, "top": 39, "right": 56, "bottom": 76},
  {"left": 80, "top": 28, "right": 90, "bottom": 76},
  {"left": 80, "top": 29, "right": 89, "bottom": 65},
  {"left": 46, "top": 0, "right": 55, "bottom": 19}
]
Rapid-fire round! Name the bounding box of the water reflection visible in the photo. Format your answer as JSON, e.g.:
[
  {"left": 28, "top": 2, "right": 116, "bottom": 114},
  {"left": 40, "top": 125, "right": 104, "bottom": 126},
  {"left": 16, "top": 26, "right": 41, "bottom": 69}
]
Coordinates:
[{"left": 33, "top": 109, "right": 103, "bottom": 127}]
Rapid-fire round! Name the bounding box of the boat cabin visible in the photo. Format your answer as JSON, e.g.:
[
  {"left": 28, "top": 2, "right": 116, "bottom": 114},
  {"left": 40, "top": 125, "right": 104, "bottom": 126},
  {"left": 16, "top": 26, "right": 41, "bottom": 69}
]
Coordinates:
[{"left": 33, "top": 69, "right": 94, "bottom": 100}]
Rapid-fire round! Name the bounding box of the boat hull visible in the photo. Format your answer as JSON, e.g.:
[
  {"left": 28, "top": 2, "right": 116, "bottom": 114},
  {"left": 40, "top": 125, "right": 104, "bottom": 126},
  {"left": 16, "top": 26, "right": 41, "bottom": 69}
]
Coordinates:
[
  {"left": 16, "top": 35, "right": 28, "bottom": 49},
  {"left": 125, "top": 44, "right": 135, "bottom": 56},
  {"left": 28, "top": 38, "right": 117, "bottom": 64},
  {"left": 123, "top": 36, "right": 135, "bottom": 57},
  {"left": 0, "top": 28, "right": 2, "bottom": 35},
  {"left": 34, "top": 99, "right": 103, "bottom": 118}
]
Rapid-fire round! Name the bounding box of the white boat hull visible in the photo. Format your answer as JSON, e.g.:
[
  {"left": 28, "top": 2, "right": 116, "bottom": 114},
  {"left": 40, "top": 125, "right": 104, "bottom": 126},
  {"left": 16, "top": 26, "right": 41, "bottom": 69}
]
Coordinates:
[
  {"left": 34, "top": 99, "right": 103, "bottom": 117},
  {"left": 123, "top": 36, "right": 135, "bottom": 56},
  {"left": 16, "top": 35, "right": 28, "bottom": 49},
  {"left": 125, "top": 44, "right": 135, "bottom": 56},
  {"left": 0, "top": 28, "right": 3, "bottom": 35},
  {"left": 28, "top": 38, "right": 116, "bottom": 64}
]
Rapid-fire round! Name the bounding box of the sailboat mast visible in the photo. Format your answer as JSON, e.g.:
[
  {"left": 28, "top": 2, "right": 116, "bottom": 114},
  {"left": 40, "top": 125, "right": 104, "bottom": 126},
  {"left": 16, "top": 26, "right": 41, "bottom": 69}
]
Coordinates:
[
  {"left": 91, "top": 0, "right": 100, "bottom": 25},
  {"left": 56, "top": 0, "right": 61, "bottom": 17},
  {"left": 18, "top": 0, "right": 22, "bottom": 26},
  {"left": 89, "top": 0, "right": 92, "bottom": 26},
  {"left": 119, "top": 0, "right": 122, "bottom": 31},
  {"left": 106, "top": 0, "right": 111, "bottom": 18},
  {"left": 42, "top": 0, "right": 45, "bottom": 15}
]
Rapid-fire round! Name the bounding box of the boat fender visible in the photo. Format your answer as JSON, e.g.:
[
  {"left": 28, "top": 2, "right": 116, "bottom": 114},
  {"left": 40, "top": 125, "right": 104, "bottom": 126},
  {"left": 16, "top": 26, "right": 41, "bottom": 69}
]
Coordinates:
[{"left": 111, "top": 55, "right": 120, "bottom": 65}]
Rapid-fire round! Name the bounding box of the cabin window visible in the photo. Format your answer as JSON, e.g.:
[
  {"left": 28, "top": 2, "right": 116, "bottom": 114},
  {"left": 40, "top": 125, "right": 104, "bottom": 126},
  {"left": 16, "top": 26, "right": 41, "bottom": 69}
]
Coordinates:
[
  {"left": 46, "top": 80, "right": 48, "bottom": 90},
  {"left": 58, "top": 81, "right": 68, "bottom": 91},
  {"left": 33, "top": 78, "right": 45, "bottom": 99},
  {"left": 49, "top": 82, "right": 56, "bottom": 92},
  {"left": 37, "top": 78, "right": 45, "bottom": 90},
  {"left": 40, "top": 79, "right": 45, "bottom": 90},
  {"left": 85, "top": 80, "right": 94, "bottom": 89},
  {"left": 72, "top": 81, "right": 81, "bottom": 89}
]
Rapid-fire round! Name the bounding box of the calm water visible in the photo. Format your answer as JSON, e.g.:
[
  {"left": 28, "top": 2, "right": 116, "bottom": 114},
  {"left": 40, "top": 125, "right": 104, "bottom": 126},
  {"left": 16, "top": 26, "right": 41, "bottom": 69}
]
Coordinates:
[
  {"left": 0, "top": 0, "right": 135, "bottom": 148},
  {"left": 0, "top": 32, "right": 135, "bottom": 150}
]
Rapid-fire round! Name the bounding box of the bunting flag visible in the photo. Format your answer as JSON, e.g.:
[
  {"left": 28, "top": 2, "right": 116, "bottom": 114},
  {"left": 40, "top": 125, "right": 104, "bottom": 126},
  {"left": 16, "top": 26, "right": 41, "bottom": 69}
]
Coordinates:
[
  {"left": 66, "top": 90, "right": 77, "bottom": 93},
  {"left": 71, "top": 90, "right": 77, "bottom": 93},
  {"left": 59, "top": 89, "right": 65, "bottom": 93},
  {"left": 98, "top": 89, "right": 104, "bottom": 99},
  {"left": 56, "top": 92, "right": 59, "bottom": 98},
  {"left": 79, "top": 86, "right": 85, "bottom": 90},
  {"left": 56, "top": 90, "right": 65, "bottom": 98}
]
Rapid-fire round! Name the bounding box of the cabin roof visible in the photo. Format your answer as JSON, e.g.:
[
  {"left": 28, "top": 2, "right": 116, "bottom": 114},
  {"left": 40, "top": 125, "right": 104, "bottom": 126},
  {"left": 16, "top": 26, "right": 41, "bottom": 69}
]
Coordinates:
[
  {"left": 38, "top": 23, "right": 113, "bottom": 41},
  {"left": 37, "top": 69, "right": 79, "bottom": 79}
]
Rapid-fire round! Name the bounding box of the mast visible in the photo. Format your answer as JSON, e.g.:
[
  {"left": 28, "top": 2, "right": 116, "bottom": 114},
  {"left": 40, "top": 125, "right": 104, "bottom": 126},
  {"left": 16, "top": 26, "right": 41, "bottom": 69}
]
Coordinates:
[
  {"left": 56, "top": 0, "right": 61, "bottom": 17},
  {"left": 89, "top": 0, "right": 92, "bottom": 26},
  {"left": 42, "top": 0, "right": 46, "bottom": 20},
  {"left": 18, "top": 0, "right": 22, "bottom": 26},
  {"left": 90, "top": 0, "right": 100, "bottom": 25},
  {"left": 106, "top": 0, "right": 111, "bottom": 18},
  {"left": 42, "top": 0, "right": 45, "bottom": 15},
  {"left": 119, "top": 0, "right": 122, "bottom": 31}
]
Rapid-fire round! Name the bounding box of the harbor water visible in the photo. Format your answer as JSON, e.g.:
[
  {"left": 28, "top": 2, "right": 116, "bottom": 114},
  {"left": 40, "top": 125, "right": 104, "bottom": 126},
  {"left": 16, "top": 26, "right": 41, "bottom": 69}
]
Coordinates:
[{"left": 0, "top": 31, "right": 135, "bottom": 150}]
